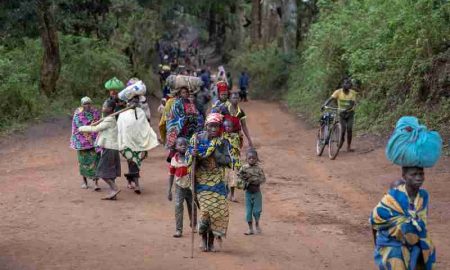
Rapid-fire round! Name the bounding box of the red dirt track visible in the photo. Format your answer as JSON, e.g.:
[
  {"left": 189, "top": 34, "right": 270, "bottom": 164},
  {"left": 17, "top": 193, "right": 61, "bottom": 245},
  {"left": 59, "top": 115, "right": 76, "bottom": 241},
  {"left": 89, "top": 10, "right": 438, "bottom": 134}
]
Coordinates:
[{"left": 0, "top": 100, "right": 449, "bottom": 270}]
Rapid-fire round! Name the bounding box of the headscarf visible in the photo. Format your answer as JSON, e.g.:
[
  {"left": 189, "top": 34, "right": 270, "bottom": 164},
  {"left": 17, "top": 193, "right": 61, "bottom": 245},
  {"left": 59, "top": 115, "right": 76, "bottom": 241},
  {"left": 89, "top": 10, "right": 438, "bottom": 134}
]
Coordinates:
[
  {"left": 81, "top": 96, "right": 92, "bottom": 105},
  {"left": 217, "top": 81, "right": 229, "bottom": 95},
  {"left": 206, "top": 113, "right": 223, "bottom": 125}
]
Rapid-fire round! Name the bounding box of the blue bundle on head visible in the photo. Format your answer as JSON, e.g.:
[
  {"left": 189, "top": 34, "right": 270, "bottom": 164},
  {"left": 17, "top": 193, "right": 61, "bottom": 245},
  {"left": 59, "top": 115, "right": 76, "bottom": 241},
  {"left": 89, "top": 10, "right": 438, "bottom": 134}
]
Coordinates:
[{"left": 385, "top": 116, "right": 442, "bottom": 168}]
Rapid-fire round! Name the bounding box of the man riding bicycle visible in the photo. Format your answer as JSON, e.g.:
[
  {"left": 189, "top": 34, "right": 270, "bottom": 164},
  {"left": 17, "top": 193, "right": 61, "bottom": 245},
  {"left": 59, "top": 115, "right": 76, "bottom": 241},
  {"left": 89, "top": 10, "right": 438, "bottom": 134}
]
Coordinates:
[{"left": 321, "top": 79, "right": 357, "bottom": 152}]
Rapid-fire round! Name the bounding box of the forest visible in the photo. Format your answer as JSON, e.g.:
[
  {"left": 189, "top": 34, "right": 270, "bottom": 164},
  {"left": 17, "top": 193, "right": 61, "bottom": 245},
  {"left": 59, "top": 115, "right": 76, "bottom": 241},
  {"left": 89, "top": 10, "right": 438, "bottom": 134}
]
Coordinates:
[{"left": 1, "top": 0, "right": 449, "bottom": 139}]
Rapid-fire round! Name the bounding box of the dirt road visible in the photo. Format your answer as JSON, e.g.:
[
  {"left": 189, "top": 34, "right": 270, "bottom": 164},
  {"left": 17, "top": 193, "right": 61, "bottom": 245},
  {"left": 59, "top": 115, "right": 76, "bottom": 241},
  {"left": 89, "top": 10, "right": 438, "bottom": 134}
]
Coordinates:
[{"left": 0, "top": 100, "right": 449, "bottom": 270}]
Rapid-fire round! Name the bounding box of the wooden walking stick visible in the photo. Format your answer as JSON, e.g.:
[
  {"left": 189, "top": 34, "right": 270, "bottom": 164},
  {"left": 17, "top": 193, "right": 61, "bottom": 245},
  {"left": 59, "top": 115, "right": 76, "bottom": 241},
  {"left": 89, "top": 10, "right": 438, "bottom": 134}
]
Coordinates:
[
  {"left": 190, "top": 136, "right": 198, "bottom": 259},
  {"left": 90, "top": 105, "right": 136, "bottom": 126}
]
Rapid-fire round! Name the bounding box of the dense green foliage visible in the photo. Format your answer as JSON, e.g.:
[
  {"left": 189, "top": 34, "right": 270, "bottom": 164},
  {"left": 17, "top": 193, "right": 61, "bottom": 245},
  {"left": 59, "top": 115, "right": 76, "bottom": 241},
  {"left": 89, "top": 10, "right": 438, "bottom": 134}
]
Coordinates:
[
  {"left": 1, "top": 0, "right": 448, "bottom": 142},
  {"left": 0, "top": 35, "right": 131, "bottom": 129},
  {"left": 287, "top": 0, "right": 450, "bottom": 136},
  {"left": 0, "top": 0, "right": 161, "bottom": 132},
  {"left": 238, "top": 0, "right": 450, "bottom": 139}
]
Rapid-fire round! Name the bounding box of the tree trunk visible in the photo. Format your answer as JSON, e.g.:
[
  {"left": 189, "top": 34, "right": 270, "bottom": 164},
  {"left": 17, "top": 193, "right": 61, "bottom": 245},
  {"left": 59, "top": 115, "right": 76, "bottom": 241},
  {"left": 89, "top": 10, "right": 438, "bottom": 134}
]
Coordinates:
[
  {"left": 261, "top": 0, "right": 282, "bottom": 46},
  {"left": 36, "top": 0, "right": 61, "bottom": 96},
  {"left": 250, "top": 0, "right": 262, "bottom": 44},
  {"left": 208, "top": 6, "right": 217, "bottom": 42},
  {"left": 281, "top": 0, "right": 298, "bottom": 53}
]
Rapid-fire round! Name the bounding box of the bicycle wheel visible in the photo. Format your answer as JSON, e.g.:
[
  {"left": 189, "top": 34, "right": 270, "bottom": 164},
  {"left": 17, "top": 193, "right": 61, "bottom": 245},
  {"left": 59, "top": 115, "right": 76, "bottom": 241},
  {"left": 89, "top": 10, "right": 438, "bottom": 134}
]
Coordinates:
[
  {"left": 316, "top": 125, "right": 327, "bottom": 156},
  {"left": 328, "top": 123, "right": 342, "bottom": 160}
]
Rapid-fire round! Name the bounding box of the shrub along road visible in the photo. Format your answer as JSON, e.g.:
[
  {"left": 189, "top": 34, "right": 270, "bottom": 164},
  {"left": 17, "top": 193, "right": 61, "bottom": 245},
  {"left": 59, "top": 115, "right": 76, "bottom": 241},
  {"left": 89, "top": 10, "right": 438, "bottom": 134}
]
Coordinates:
[{"left": 0, "top": 100, "right": 448, "bottom": 269}]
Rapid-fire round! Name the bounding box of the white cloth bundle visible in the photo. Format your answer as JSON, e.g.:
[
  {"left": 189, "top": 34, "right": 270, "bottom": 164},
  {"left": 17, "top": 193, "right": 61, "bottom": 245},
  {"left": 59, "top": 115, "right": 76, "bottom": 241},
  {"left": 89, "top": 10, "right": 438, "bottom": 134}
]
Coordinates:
[
  {"left": 117, "top": 107, "right": 159, "bottom": 152},
  {"left": 118, "top": 80, "right": 147, "bottom": 101}
]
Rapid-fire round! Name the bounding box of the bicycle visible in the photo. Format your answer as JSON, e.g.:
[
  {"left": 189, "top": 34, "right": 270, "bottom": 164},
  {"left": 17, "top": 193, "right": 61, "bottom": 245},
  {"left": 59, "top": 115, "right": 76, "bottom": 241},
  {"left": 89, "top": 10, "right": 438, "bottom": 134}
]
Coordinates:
[{"left": 316, "top": 106, "right": 345, "bottom": 160}]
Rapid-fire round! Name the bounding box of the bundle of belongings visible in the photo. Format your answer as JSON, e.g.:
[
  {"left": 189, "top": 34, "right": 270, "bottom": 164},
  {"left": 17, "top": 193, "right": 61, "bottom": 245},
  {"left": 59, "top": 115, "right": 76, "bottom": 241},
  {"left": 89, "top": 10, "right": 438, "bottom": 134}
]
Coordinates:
[
  {"left": 105, "top": 77, "right": 125, "bottom": 90},
  {"left": 166, "top": 74, "right": 203, "bottom": 93},
  {"left": 385, "top": 116, "right": 442, "bottom": 168}
]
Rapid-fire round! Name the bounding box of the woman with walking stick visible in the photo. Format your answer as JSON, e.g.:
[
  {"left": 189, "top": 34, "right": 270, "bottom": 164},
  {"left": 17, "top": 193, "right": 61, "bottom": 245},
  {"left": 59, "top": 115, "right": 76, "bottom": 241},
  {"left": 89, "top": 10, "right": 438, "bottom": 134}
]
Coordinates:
[{"left": 187, "top": 113, "right": 232, "bottom": 252}]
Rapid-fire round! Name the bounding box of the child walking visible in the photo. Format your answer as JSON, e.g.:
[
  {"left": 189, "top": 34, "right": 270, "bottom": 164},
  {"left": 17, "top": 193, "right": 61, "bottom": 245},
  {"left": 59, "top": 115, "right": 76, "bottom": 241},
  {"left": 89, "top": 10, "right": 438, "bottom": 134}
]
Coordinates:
[
  {"left": 167, "top": 137, "right": 197, "bottom": 238},
  {"left": 79, "top": 100, "right": 121, "bottom": 200},
  {"left": 223, "top": 119, "right": 242, "bottom": 202},
  {"left": 238, "top": 149, "right": 266, "bottom": 235}
]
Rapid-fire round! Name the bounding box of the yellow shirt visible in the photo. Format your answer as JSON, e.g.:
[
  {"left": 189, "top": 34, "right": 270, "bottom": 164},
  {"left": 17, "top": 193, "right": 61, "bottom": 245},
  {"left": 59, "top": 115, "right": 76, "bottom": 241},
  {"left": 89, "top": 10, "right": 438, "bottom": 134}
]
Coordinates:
[{"left": 331, "top": 88, "right": 357, "bottom": 110}]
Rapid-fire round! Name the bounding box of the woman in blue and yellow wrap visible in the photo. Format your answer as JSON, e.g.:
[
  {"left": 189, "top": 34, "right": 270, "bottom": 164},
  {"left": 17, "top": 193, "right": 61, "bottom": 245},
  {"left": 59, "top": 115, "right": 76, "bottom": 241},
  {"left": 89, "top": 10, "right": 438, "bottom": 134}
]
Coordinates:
[
  {"left": 370, "top": 116, "right": 442, "bottom": 270},
  {"left": 187, "top": 113, "right": 231, "bottom": 252}
]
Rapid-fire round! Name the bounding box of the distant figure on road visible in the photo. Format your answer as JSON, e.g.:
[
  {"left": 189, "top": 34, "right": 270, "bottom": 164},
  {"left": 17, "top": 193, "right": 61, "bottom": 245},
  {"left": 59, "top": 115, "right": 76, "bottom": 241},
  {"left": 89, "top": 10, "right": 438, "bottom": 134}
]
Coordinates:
[
  {"left": 239, "top": 70, "right": 250, "bottom": 102},
  {"left": 226, "top": 72, "right": 233, "bottom": 91}
]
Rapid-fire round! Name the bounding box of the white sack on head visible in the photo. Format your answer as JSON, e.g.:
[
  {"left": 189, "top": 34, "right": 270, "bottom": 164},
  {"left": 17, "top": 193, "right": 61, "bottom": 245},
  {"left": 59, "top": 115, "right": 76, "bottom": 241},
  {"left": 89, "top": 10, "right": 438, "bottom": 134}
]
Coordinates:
[{"left": 118, "top": 80, "right": 147, "bottom": 101}]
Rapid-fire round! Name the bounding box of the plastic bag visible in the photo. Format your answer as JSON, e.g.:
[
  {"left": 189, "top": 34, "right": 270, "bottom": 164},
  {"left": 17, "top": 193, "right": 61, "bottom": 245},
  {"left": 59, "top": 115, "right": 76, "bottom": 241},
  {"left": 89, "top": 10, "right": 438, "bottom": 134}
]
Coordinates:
[
  {"left": 385, "top": 116, "right": 442, "bottom": 168},
  {"left": 118, "top": 80, "right": 147, "bottom": 101},
  {"left": 104, "top": 77, "right": 125, "bottom": 90}
]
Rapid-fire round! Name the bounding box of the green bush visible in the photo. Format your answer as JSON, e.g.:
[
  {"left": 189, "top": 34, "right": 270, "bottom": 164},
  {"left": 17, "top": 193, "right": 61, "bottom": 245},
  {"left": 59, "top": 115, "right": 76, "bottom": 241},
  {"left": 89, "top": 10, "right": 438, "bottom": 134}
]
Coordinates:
[
  {"left": 230, "top": 43, "right": 292, "bottom": 99},
  {"left": 57, "top": 35, "right": 131, "bottom": 99},
  {"left": 0, "top": 39, "right": 43, "bottom": 128},
  {"left": 0, "top": 35, "right": 133, "bottom": 131}
]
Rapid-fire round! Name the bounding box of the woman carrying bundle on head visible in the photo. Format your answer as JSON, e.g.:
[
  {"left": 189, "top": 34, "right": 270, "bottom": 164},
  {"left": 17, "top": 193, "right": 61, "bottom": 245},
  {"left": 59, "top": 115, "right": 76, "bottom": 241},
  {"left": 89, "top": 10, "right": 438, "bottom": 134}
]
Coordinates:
[
  {"left": 187, "top": 113, "right": 232, "bottom": 252},
  {"left": 104, "top": 77, "right": 126, "bottom": 113},
  {"left": 70, "top": 97, "right": 101, "bottom": 190},
  {"left": 370, "top": 116, "right": 442, "bottom": 270},
  {"left": 117, "top": 79, "right": 159, "bottom": 194}
]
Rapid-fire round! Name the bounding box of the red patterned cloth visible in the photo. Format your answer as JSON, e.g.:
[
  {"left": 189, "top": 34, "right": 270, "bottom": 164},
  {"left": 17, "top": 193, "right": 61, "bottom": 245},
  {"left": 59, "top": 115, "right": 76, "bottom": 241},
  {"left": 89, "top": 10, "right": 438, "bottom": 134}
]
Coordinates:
[{"left": 206, "top": 113, "right": 224, "bottom": 125}]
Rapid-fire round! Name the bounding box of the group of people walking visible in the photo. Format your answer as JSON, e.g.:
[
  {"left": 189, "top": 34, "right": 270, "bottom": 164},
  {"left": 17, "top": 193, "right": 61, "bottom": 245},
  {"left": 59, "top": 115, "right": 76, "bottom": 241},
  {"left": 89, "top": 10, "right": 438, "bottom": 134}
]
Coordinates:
[
  {"left": 70, "top": 77, "right": 159, "bottom": 200},
  {"left": 70, "top": 64, "right": 267, "bottom": 253},
  {"left": 157, "top": 66, "right": 266, "bottom": 251},
  {"left": 69, "top": 41, "right": 444, "bottom": 267}
]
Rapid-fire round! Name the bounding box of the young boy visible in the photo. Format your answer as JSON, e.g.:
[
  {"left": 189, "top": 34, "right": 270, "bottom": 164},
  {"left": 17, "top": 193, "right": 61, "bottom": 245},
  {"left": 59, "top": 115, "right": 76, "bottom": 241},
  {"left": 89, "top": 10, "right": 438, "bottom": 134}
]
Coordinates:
[
  {"left": 167, "top": 137, "right": 196, "bottom": 238},
  {"left": 238, "top": 149, "right": 266, "bottom": 235},
  {"left": 79, "top": 100, "right": 121, "bottom": 200},
  {"left": 223, "top": 119, "right": 241, "bottom": 202}
]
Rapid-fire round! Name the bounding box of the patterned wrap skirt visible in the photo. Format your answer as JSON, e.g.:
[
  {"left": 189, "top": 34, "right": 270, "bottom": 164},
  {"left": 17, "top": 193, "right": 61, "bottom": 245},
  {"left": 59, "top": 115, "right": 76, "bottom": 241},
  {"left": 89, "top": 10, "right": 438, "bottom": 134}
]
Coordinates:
[{"left": 77, "top": 149, "right": 100, "bottom": 179}]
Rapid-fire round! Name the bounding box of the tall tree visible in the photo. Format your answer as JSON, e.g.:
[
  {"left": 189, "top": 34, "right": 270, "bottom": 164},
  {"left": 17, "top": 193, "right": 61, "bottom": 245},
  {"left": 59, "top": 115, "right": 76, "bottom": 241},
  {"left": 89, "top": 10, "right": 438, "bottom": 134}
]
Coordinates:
[
  {"left": 250, "top": 0, "right": 262, "bottom": 44},
  {"left": 36, "top": 0, "right": 61, "bottom": 96},
  {"left": 281, "top": 0, "right": 297, "bottom": 53}
]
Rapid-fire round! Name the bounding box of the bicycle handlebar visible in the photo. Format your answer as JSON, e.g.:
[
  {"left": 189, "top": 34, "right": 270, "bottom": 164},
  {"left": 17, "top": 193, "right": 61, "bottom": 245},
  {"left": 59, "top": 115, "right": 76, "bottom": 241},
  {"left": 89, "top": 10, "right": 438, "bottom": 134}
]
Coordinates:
[{"left": 323, "top": 106, "right": 347, "bottom": 112}]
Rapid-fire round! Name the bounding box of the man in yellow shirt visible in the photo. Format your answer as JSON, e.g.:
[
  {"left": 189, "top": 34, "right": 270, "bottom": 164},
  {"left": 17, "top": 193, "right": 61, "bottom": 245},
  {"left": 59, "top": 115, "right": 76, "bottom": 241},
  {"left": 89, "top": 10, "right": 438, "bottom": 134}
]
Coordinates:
[{"left": 322, "top": 79, "right": 357, "bottom": 152}]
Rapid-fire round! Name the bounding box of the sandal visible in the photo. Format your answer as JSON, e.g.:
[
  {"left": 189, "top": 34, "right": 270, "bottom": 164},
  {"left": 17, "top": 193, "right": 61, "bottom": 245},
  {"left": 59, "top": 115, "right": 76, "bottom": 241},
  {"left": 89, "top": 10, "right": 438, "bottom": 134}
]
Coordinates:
[
  {"left": 101, "top": 190, "right": 121, "bottom": 200},
  {"left": 244, "top": 229, "right": 254, "bottom": 235}
]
